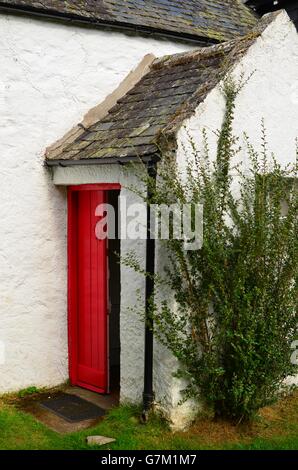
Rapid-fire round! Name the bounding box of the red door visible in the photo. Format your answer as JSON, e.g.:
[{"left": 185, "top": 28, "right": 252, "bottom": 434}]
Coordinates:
[{"left": 68, "top": 186, "right": 111, "bottom": 394}]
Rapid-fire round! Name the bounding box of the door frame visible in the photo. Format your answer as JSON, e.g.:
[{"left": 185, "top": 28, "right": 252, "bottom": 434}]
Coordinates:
[{"left": 67, "top": 183, "right": 121, "bottom": 392}]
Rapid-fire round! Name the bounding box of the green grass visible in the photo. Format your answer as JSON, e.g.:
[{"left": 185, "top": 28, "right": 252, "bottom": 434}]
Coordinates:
[
  {"left": 17, "top": 386, "right": 40, "bottom": 399},
  {"left": 0, "top": 395, "right": 298, "bottom": 450}
]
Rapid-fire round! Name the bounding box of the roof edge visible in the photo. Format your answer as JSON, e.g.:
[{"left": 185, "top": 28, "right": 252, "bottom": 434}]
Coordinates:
[
  {"left": 0, "top": 3, "right": 218, "bottom": 45},
  {"left": 46, "top": 153, "right": 160, "bottom": 167}
]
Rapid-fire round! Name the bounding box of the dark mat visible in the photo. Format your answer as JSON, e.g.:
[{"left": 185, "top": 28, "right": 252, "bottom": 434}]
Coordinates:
[{"left": 40, "top": 393, "right": 106, "bottom": 423}]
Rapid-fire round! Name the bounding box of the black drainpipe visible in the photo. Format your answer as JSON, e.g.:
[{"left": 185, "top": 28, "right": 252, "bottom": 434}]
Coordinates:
[{"left": 141, "top": 160, "right": 157, "bottom": 422}]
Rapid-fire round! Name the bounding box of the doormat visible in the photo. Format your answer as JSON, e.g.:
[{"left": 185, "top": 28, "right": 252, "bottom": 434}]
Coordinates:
[{"left": 40, "top": 393, "right": 106, "bottom": 422}]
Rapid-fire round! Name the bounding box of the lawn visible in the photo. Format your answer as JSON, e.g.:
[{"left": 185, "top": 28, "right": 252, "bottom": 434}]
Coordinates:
[{"left": 0, "top": 391, "right": 298, "bottom": 450}]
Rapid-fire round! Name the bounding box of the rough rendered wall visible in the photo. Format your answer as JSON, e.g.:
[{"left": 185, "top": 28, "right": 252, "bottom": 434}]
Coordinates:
[
  {"left": 0, "top": 12, "right": 194, "bottom": 393},
  {"left": 171, "top": 10, "right": 298, "bottom": 427}
]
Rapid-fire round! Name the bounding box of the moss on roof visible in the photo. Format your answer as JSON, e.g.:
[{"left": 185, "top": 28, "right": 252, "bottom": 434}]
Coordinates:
[{"left": 0, "top": 0, "right": 257, "bottom": 42}]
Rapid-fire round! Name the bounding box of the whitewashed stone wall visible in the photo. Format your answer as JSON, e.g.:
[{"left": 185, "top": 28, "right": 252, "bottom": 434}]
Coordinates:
[{"left": 0, "top": 12, "right": 194, "bottom": 393}]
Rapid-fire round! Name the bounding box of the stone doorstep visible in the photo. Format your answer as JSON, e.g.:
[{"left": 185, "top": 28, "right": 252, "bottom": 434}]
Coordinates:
[
  {"left": 87, "top": 436, "right": 116, "bottom": 446},
  {"left": 16, "top": 387, "right": 119, "bottom": 435}
]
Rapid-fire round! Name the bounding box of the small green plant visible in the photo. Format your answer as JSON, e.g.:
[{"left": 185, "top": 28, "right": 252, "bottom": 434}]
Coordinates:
[
  {"left": 18, "top": 386, "right": 40, "bottom": 398},
  {"left": 124, "top": 76, "right": 298, "bottom": 422}
]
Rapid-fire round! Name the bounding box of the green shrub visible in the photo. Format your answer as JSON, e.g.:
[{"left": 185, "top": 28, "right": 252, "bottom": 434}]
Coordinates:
[
  {"left": 18, "top": 386, "right": 39, "bottom": 398},
  {"left": 127, "top": 77, "right": 298, "bottom": 422}
]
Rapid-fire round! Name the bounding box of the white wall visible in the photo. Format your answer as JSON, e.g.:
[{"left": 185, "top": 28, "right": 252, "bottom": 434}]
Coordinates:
[{"left": 0, "top": 13, "right": 194, "bottom": 393}]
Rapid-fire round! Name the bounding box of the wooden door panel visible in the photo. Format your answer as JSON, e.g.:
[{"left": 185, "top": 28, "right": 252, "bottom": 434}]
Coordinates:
[{"left": 68, "top": 188, "right": 108, "bottom": 394}]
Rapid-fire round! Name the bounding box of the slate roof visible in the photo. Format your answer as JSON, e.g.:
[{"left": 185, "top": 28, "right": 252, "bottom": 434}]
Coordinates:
[
  {"left": 0, "top": 1, "right": 257, "bottom": 42},
  {"left": 46, "top": 11, "right": 278, "bottom": 166}
]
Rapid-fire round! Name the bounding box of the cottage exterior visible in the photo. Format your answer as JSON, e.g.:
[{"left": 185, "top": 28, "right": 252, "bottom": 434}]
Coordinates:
[{"left": 0, "top": 2, "right": 297, "bottom": 429}]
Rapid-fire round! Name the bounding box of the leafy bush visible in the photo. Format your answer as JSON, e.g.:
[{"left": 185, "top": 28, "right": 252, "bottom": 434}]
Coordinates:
[
  {"left": 17, "top": 386, "right": 39, "bottom": 398},
  {"left": 128, "top": 78, "right": 298, "bottom": 422}
]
